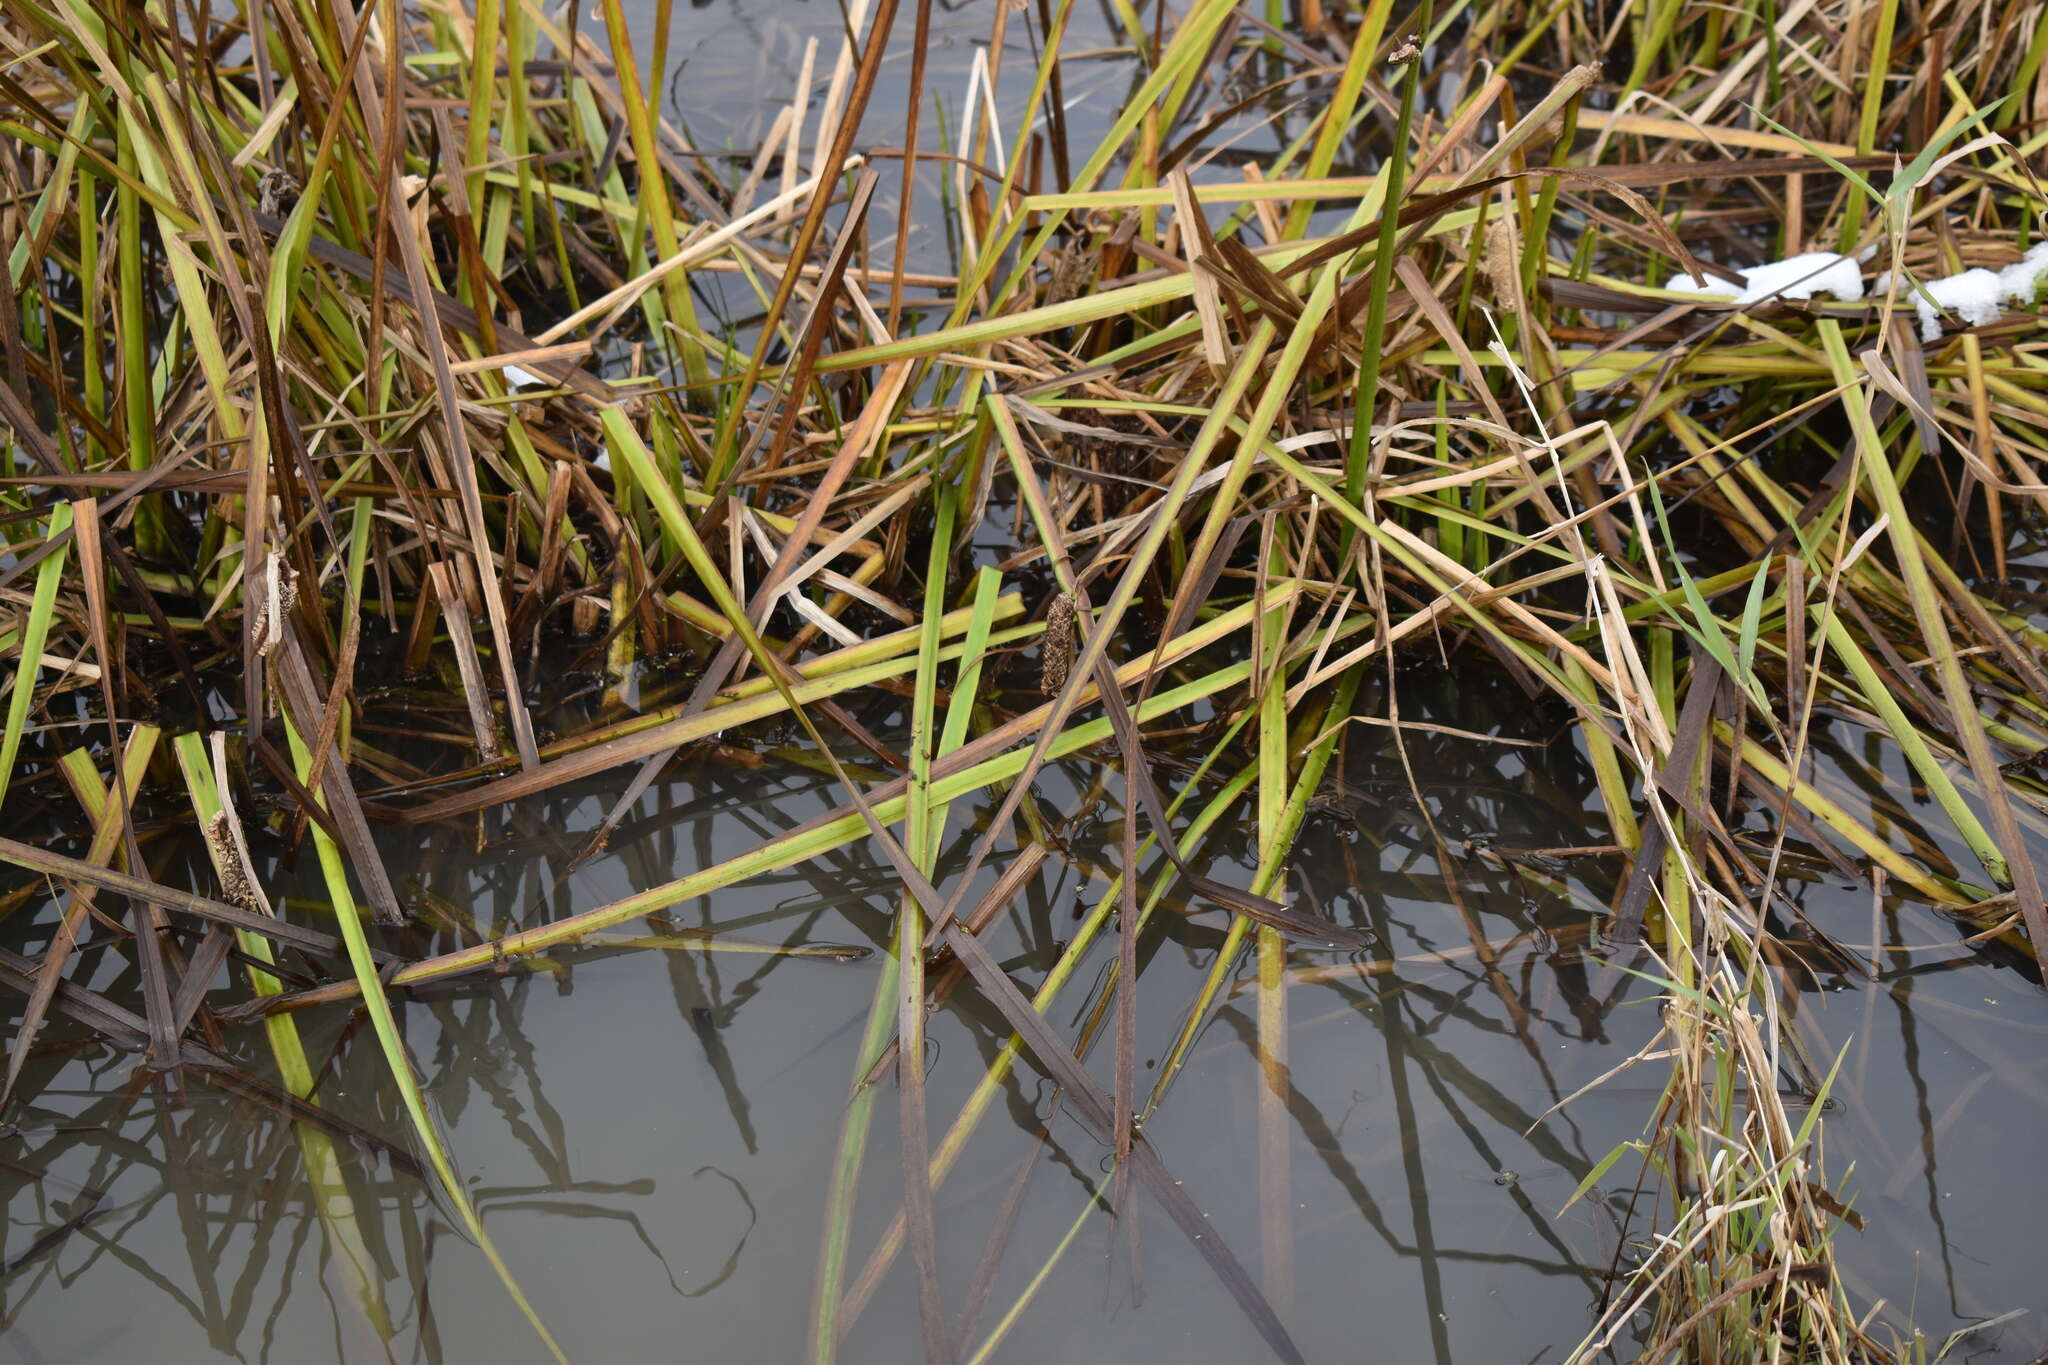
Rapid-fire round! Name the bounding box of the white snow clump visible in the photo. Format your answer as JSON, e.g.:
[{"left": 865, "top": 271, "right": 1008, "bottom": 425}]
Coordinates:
[
  {"left": 1664, "top": 240, "right": 2048, "bottom": 342},
  {"left": 1874, "top": 243, "right": 2048, "bottom": 341},
  {"left": 1663, "top": 251, "right": 1864, "bottom": 304}
]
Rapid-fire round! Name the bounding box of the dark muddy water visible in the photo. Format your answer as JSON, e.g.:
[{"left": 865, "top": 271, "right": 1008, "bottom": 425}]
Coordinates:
[{"left": 5, "top": 5, "right": 2048, "bottom": 1363}]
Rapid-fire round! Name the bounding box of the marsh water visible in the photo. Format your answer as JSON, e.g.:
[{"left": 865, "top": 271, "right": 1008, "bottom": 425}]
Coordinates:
[
  {"left": 6, "top": 4, "right": 2048, "bottom": 1363},
  {"left": 7, "top": 657, "right": 2048, "bottom": 1363}
]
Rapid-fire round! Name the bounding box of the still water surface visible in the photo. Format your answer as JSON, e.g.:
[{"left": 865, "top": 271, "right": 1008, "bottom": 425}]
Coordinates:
[{"left": 5, "top": 664, "right": 2046, "bottom": 1362}]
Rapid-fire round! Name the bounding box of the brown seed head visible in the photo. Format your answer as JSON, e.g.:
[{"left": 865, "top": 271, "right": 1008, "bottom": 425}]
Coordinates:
[
  {"left": 207, "top": 812, "right": 258, "bottom": 911},
  {"left": 1041, "top": 593, "right": 1076, "bottom": 696}
]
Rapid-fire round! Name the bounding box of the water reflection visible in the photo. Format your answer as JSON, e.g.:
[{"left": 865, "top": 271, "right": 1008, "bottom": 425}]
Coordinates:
[{"left": 3, "top": 669, "right": 2046, "bottom": 1361}]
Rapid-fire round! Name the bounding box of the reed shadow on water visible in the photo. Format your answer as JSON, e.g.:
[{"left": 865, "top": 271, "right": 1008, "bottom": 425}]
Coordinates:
[{"left": 1, "top": 673, "right": 2044, "bottom": 1362}]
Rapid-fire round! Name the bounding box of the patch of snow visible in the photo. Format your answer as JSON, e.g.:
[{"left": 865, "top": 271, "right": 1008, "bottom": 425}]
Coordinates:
[
  {"left": 1924, "top": 269, "right": 2006, "bottom": 334},
  {"left": 1878, "top": 258, "right": 2037, "bottom": 341},
  {"left": 1664, "top": 251, "right": 1864, "bottom": 305},
  {"left": 1998, "top": 241, "right": 2048, "bottom": 304},
  {"left": 1667, "top": 238, "right": 2048, "bottom": 343},
  {"left": 505, "top": 364, "right": 547, "bottom": 389},
  {"left": 1662, "top": 271, "right": 1742, "bottom": 300}
]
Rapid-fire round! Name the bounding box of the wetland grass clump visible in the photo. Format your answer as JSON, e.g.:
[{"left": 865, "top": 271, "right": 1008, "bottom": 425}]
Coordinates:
[{"left": 4, "top": 0, "right": 2048, "bottom": 1357}]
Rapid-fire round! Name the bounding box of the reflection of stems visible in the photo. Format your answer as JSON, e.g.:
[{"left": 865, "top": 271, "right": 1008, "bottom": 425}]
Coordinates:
[
  {"left": 1148, "top": 669, "right": 1359, "bottom": 1115},
  {"left": 278, "top": 715, "right": 567, "bottom": 1363},
  {"left": 807, "top": 938, "right": 899, "bottom": 1363},
  {"left": 837, "top": 692, "right": 1257, "bottom": 1326},
  {"left": 680, "top": 1166, "right": 759, "bottom": 1297},
  {"left": 1376, "top": 970, "right": 1452, "bottom": 1365},
  {"left": 174, "top": 733, "right": 395, "bottom": 1352},
  {"left": 957, "top": 665, "right": 1360, "bottom": 1361},
  {"left": 1255, "top": 538, "right": 1293, "bottom": 1320},
  {"left": 1256, "top": 918, "right": 1291, "bottom": 1314},
  {"left": 962, "top": 1189, "right": 1099, "bottom": 1365},
  {"left": 814, "top": 503, "right": 992, "bottom": 1362},
  {"left": 291, "top": 1109, "right": 397, "bottom": 1350}
]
